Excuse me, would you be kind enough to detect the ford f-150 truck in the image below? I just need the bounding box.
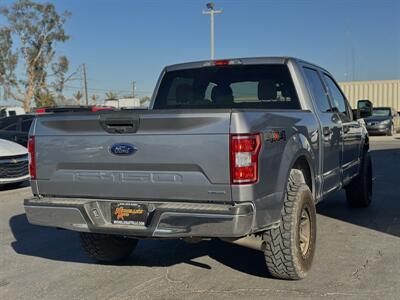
[24,57,372,280]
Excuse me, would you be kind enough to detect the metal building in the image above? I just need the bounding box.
[339,80,400,112]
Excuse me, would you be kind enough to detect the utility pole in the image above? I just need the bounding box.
[83,64,89,105]
[351,47,356,81]
[203,2,222,60]
[132,80,136,98]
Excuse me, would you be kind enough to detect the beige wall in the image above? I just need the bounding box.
[339,80,400,112]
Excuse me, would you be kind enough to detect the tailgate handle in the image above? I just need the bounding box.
[99,115,140,134]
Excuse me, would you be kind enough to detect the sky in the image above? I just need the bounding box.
[1,0,400,101]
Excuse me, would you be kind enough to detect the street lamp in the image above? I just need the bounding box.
[203,2,222,60]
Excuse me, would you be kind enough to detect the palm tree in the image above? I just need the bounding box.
[73,90,83,105]
[105,91,118,100]
[91,94,99,105]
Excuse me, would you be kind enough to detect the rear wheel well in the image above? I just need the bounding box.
[292,156,313,196]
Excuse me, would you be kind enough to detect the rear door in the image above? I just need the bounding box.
[303,67,342,195]
[322,73,362,184]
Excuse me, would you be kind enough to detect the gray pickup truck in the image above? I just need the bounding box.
[25,57,373,280]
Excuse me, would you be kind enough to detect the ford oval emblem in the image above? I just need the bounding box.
[110,143,137,156]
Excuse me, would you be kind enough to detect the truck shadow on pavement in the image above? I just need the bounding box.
[8,147,400,277]
[9,213,271,277]
[318,147,400,238]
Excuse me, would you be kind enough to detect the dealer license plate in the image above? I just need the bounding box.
[111,203,148,226]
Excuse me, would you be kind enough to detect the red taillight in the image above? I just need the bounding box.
[35,108,46,114]
[215,59,230,66]
[230,133,261,184]
[203,59,242,67]
[28,136,36,179]
[91,106,114,112]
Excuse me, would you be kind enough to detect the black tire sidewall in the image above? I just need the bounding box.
[293,187,317,275]
[80,233,138,262]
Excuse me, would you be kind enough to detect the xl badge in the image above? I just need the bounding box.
[110,143,137,156]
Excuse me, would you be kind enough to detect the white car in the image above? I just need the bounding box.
[0,139,29,185]
[0,106,25,118]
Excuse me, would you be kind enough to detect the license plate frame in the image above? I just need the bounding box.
[111,202,148,226]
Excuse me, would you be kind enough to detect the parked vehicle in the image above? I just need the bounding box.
[364,107,400,136]
[0,114,35,147]
[24,57,372,280]
[35,106,115,114]
[0,106,25,118]
[0,139,29,186]
[0,107,116,147]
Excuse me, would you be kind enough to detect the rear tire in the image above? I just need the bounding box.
[345,151,373,208]
[80,233,138,262]
[263,169,317,280]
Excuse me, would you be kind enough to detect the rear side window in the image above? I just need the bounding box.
[154,64,300,109]
[303,68,331,113]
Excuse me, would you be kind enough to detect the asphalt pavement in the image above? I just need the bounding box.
[0,135,399,300]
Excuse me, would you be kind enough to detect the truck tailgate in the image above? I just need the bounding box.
[33,110,232,203]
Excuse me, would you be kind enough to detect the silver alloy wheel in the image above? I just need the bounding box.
[299,208,311,256]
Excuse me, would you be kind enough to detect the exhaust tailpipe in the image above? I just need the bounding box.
[221,236,266,252]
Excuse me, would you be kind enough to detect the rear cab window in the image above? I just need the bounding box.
[153,64,300,109]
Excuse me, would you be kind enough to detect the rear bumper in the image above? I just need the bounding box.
[24,197,255,238]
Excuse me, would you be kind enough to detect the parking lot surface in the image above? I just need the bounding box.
[0,135,399,300]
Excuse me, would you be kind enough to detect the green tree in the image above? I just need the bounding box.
[105,91,118,100]
[73,90,83,105]
[34,90,55,108]
[0,0,70,111]
[140,96,151,106]
[91,94,99,105]
[51,55,69,104]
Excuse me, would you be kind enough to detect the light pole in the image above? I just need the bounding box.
[203,2,222,60]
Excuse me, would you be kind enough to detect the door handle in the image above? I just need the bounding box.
[99,112,140,134]
[323,126,332,136]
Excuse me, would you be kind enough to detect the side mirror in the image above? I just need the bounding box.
[356,99,373,119]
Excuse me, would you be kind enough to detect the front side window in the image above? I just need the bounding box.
[323,74,348,115]
[303,68,331,113]
[153,64,300,109]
